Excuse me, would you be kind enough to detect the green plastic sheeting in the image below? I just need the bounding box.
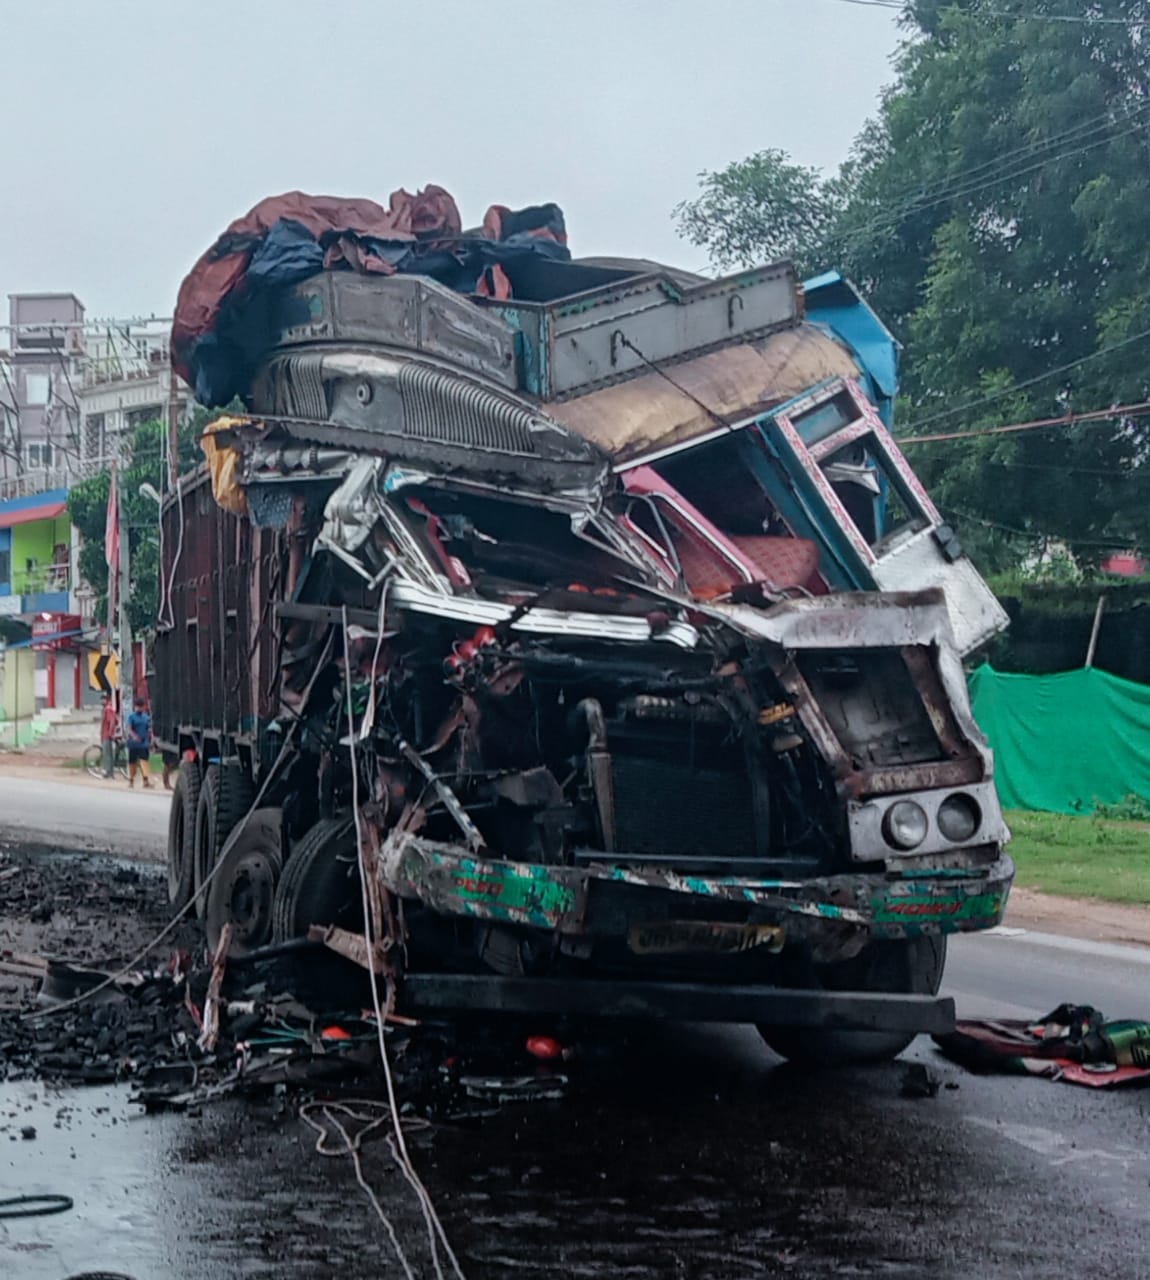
[968,664,1150,814]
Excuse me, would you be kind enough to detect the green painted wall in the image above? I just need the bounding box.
[0,648,34,722]
[11,515,69,594]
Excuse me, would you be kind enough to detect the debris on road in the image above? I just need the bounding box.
[935,1003,1150,1087]
[900,1062,941,1099]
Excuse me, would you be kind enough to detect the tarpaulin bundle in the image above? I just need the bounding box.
[171,187,569,407]
[967,663,1150,813]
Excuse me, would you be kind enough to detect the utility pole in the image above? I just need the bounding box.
[167,376,181,489]
[119,518,133,716]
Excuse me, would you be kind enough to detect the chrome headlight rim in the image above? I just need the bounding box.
[883,799,929,851]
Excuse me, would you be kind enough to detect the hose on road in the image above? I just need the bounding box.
[0,1193,73,1218]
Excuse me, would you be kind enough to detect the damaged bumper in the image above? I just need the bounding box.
[382,831,1014,945]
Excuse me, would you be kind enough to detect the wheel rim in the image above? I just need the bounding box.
[207,848,280,953]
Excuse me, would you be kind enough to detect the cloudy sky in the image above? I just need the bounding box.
[1,0,901,321]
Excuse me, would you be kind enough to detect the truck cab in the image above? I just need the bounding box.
[156,251,1012,1065]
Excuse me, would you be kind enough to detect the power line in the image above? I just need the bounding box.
[899,330,1150,434]
[901,399,1150,443]
[828,110,1150,254]
[878,101,1150,210]
[827,0,1150,25]
[981,459,1150,477]
[946,507,1141,548]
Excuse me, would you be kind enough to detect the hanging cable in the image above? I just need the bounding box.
[341,606,466,1280]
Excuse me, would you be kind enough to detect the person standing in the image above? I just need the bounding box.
[126,697,154,789]
[99,694,119,779]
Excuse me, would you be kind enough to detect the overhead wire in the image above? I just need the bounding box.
[825,109,1150,254]
[898,331,1150,434]
[944,506,1141,547]
[900,397,1150,443]
[834,99,1150,220]
[825,0,1150,23]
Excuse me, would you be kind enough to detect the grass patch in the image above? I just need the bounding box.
[1006,809,1150,905]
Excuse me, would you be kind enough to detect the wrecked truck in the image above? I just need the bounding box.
[154,213,1012,1065]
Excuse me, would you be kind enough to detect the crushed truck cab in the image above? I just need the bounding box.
[156,223,1011,1064]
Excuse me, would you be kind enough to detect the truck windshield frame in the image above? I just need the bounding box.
[771,378,942,566]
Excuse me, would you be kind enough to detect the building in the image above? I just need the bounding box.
[0,485,86,720]
[0,294,190,717]
[78,318,188,472]
[0,293,86,495]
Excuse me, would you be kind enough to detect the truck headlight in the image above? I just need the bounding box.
[938,793,981,843]
[883,800,928,850]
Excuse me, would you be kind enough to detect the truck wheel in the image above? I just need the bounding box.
[205,808,283,955]
[758,935,947,1068]
[167,760,201,912]
[193,762,254,920]
[272,817,361,942]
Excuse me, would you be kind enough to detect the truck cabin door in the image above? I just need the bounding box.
[754,378,1008,655]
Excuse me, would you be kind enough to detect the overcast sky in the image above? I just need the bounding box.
[1,0,901,321]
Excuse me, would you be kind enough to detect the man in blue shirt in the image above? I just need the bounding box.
[126,697,153,790]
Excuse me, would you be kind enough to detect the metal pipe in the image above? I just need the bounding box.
[574,698,615,852]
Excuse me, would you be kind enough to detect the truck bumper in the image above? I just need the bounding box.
[381,831,1014,944]
[400,974,956,1033]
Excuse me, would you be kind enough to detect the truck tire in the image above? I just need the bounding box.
[193,762,254,920]
[167,760,201,912]
[205,808,284,955]
[757,935,947,1068]
[272,817,361,942]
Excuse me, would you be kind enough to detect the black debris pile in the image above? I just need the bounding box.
[0,844,195,973]
[0,969,200,1085]
[0,847,574,1114]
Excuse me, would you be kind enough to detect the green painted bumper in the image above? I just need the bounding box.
[384,835,1014,941]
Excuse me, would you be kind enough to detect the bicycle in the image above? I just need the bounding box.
[82,737,129,780]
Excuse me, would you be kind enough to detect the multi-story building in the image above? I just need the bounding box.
[0,294,190,718]
[78,318,188,473]
[0,293,85,495]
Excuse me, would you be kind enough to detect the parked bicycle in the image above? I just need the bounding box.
[82,737,129,780]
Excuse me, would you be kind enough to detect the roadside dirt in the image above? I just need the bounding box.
[1005,885,1150,950]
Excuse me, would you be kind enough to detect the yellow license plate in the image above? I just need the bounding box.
[628,920,785,957]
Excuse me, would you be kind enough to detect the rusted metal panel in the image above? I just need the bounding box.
[154,467,287,752]
[545,324,858,465]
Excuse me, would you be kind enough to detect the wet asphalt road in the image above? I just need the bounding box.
[2,782,1150,1279]
[0,773,168,861]
[4,931,1149,1279]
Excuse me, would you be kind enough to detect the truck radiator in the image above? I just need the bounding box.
[608,755,758,868]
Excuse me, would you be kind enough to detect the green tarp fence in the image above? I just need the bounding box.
[968,664,1150,814]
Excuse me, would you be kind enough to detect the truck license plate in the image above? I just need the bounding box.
[628,921,785,956]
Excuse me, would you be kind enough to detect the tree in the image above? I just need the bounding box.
[673,149,845,276]
[68,407,208,634]
[673,0,1150,567]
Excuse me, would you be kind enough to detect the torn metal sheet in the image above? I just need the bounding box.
[386,580,700,647]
